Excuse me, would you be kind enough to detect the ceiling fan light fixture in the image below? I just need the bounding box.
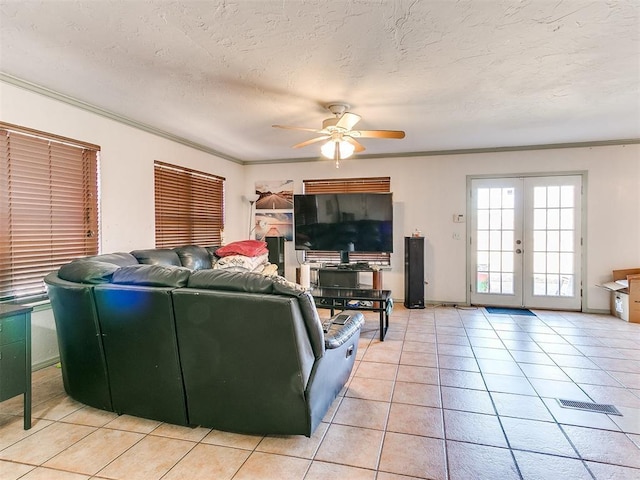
[273,102,404,168]
[320,139,355,160]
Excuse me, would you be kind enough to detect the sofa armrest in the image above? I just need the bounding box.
[323,312,364,349]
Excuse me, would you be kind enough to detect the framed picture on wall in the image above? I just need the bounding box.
[255,180,294,210]
[254,212,293,241]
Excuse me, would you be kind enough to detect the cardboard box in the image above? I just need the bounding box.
[600,268,640,323]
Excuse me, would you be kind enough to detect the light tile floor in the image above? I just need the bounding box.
[1,306,639,479]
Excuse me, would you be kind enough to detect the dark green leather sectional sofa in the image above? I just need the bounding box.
[44,245,363,437]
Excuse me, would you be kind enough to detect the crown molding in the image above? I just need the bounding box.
[3,73,638,167]
[249,138,640,165]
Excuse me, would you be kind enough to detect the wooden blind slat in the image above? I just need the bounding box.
[154,161,225,248]
[302,177,391,265]
[0,127,99,301]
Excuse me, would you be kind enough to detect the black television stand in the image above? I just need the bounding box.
[315,264,383,290]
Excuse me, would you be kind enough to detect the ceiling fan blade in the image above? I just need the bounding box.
[336,112,361,130]
[292,135,330,149]
[272,124,321,133]
[353,129,406,139]
[344,136,366,152]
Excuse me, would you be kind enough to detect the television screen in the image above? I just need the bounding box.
[294,193,393,253]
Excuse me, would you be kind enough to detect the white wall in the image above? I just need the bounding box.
[30,307,58,369]
[1,82,246,366]
[245,144,640,311]
[2,81,640,367]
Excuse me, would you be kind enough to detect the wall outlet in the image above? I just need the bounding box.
[453,232,461,240]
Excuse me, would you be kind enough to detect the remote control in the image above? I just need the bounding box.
[333,314,350,325]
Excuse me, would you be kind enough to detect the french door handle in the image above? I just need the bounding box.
[516,249,522,254]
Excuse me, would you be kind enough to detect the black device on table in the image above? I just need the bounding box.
[336,262,370,270]
[322,313,352,332]
[333,313,351,325]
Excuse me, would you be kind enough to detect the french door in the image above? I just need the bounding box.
[469,175,583,310]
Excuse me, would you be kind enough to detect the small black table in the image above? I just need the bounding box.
[0,303,32,429]
[311,287,392,341]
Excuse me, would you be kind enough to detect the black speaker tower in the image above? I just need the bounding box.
[404,236,425,309]
[265,236,285,276]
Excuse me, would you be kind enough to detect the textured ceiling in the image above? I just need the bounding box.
[1,0,639,163]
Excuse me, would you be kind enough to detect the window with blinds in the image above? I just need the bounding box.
[0,123,99,302]
[302,177,392,265]
[154,161,225,248]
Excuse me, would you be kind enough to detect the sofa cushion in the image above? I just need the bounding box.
[111,264,191,287]
[83,252,139,266]
[131,249,182,266]
[188,269,275,293]
[188,270,325,358]
[173,246,213,270]
[58,260,120,284]
[215,240,268,258]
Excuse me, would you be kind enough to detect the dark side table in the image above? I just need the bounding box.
[311,287,392,341]
[0,303,32,429]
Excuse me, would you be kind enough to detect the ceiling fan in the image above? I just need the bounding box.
[272,103,405,167]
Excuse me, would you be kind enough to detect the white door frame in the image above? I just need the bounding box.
[466,171,588,311]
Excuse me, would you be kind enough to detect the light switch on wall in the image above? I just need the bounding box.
[453,214,465,223]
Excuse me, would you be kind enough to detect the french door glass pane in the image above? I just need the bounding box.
[478,210,489,229]
[561,208,574,229]
[502,209,514,229]
[560,252,574,273]
[560,231,574,252]
[561,186,574,206]
[548,186,560,207]
[548,209,560,229]
[477,272,489,292]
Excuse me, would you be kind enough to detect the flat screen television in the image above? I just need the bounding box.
[294,192,393,254]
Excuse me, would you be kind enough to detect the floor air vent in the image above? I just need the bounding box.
[557,399,622,416]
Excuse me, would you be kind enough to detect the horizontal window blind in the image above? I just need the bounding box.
[154,161,225,248]
[303,177,391,265]
[303,177,391,194]
[0,124,99,301]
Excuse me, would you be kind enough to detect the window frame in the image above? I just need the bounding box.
[0,122,100,302]
[154,160,225,248]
